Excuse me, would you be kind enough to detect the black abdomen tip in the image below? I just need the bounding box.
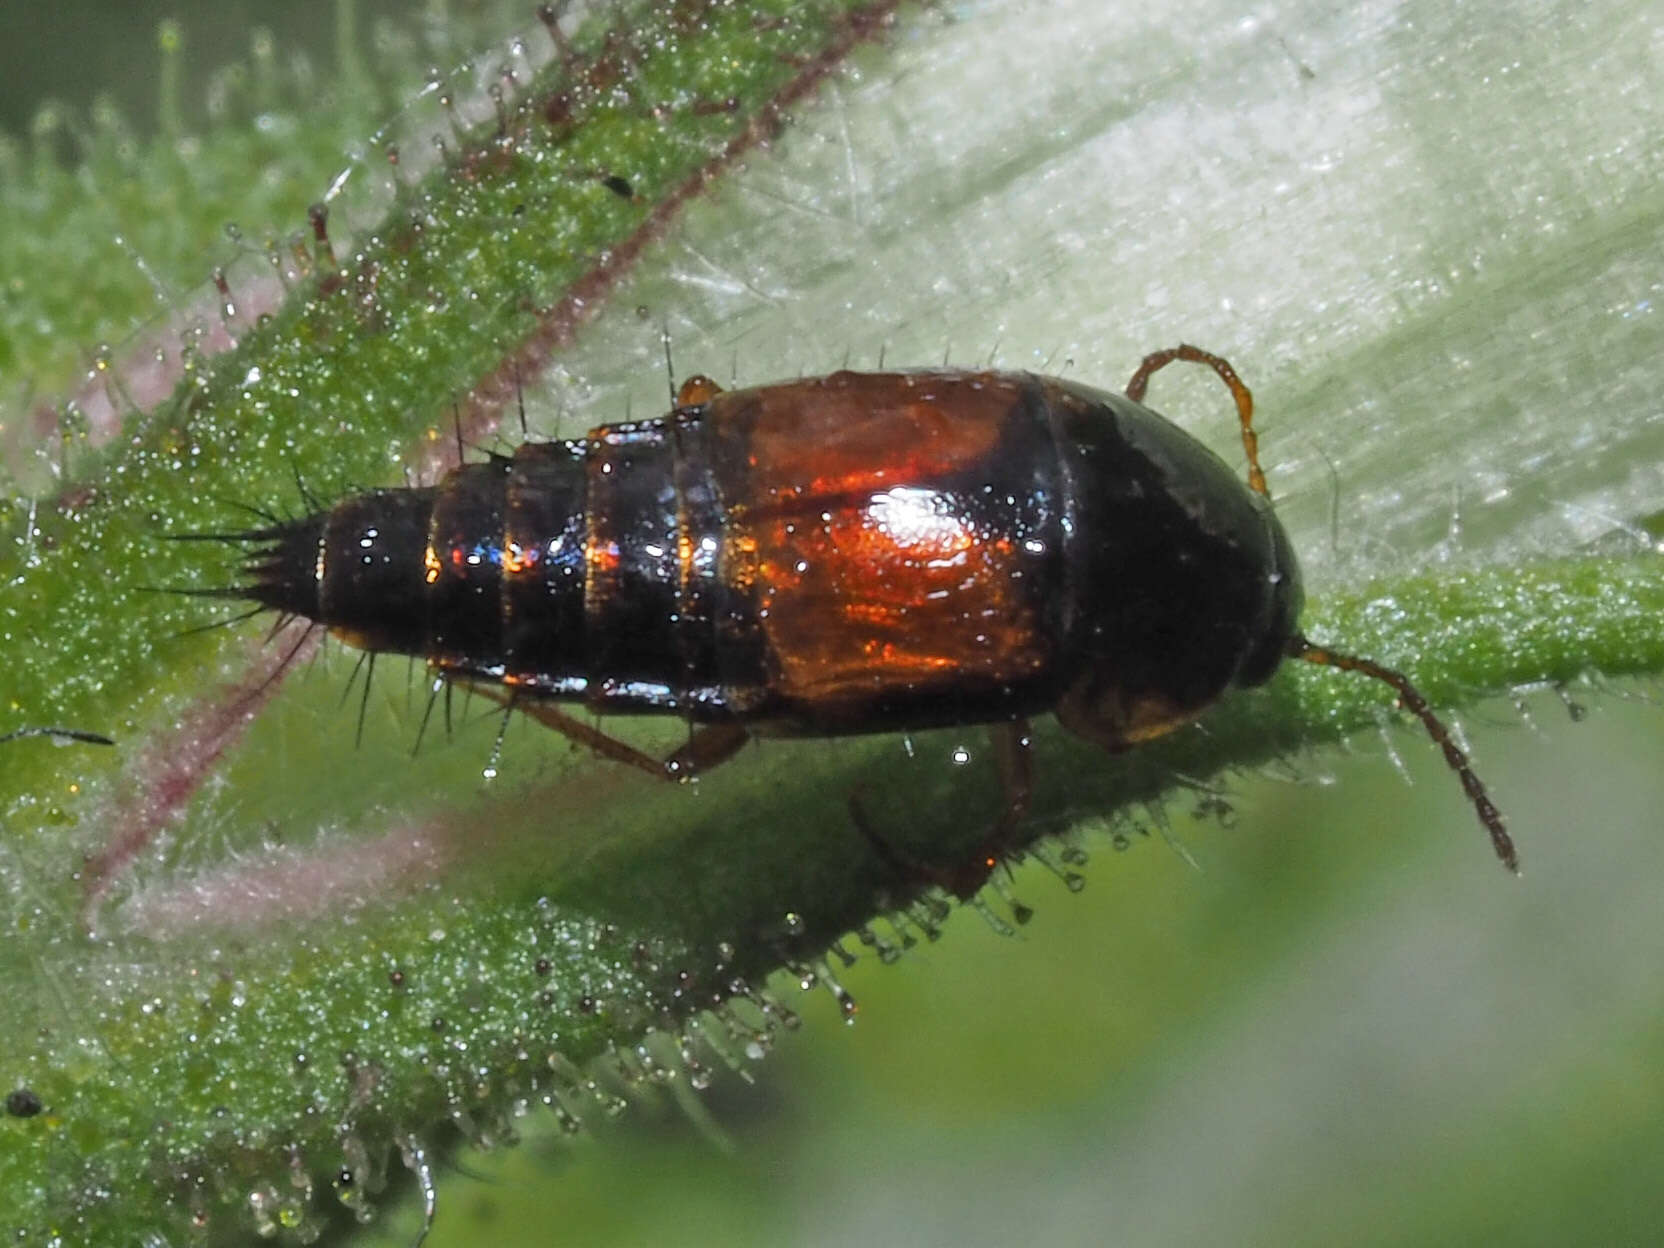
[241,512,327,619]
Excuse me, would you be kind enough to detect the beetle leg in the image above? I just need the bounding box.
[989,718,1035,848]
[1125,343,1269,497]
[674,373,723,407]
[1054,674,1191,751]
[848,789,999,904]
[490,691,669,780]
[849,719,1037,912]
[662,720,750,779]
[467,683,748,783]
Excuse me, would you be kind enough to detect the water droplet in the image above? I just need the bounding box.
[247,1184,280,1237]
[543,1093,582,1134]
[967,895,1016,937]
[681,1046,712,1089]
[212,267,237,323]
[881,915,917,953]
[917,894,952,930]
[764,991,801,1032]
[811,958,858,1023]
[856,923,901,964]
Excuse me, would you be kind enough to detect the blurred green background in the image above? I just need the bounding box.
[5,0,1662,1245]
[374,702,1664,1247]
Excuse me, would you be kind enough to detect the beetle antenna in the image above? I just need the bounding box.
[1286,633,1518,874]
[1125,344,1268,497]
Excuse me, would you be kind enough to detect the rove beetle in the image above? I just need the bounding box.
[199,345,1515,878]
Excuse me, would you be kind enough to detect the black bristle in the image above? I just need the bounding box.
[161,511,327,625]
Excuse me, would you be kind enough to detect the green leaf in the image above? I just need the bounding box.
[1,0,1661,1245]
